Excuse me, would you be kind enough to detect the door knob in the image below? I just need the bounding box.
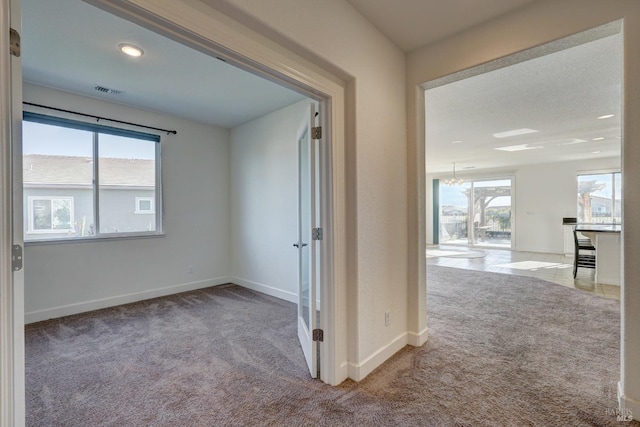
[293,243,308,248]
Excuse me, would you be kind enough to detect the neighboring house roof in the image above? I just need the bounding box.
[23,154,155,187]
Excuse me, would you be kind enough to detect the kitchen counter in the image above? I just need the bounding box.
[574,224,621,285]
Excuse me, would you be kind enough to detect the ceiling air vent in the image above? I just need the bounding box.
[94,85,125,96]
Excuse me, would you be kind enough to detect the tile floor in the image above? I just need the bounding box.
[427,245,620,300]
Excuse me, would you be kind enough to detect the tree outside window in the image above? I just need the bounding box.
[577,172,621,224]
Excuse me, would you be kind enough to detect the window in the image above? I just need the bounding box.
[135,197,155,214]
[577,172,621,224]
[27,197,74,234]
[437,178,513,249]
[23,112,162,242]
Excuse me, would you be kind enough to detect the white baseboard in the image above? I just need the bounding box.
[597,275,620,286]
[408,327,429,347]
[348,331,409,381]
[618,382,640,421]
[231,277,297,303]
[25,276,233,324]
[336,361,349,385]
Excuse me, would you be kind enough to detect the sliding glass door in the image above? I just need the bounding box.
[439,182,472,245]
[439,178,513,248]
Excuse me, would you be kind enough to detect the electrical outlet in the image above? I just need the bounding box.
[385,311,390,326]
[188,265,194,274]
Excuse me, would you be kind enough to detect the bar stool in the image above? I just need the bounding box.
[573,228,595,278]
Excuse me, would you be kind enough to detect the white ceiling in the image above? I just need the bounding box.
[21,0,622,172]
[21,0,306,129]
[346,0,537,52]
[425,32,622,174]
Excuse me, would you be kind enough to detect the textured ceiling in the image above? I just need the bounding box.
[346,0,536,51]
[21,0,622,172]
[425,32,622,174]
[21,0,306,129]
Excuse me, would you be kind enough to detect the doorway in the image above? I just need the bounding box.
[425,25,622,258]
[19,0,329,376]
[1,0,348,421]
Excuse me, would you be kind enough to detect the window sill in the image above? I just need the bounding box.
[24,232,166,246]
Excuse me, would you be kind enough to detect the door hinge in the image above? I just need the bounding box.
[312,227,323,241]
[12,245,23,272]
[10,28,21,57]
[311,126,322,140]
[312,328,324,342]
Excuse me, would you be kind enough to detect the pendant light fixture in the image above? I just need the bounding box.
[443,162,464,186]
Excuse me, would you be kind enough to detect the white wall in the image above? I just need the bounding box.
[23,83,232,322]
[229,100,310,302]
[407,0,640,417]
[426,157,620,253]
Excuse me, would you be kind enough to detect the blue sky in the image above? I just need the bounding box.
[579,173,621,201]
[23,121,155,159]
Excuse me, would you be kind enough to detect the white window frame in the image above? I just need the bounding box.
[27,196,75,234]
[134,197,155,214]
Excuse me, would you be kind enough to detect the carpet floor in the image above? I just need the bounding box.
[26,267,635,426]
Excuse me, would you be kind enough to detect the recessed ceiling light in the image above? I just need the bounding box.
[493,128,539,138]
[451,140,463,144]
[561,138,587,145]
[494,144,542,152]
[592,151,601,154]
[118,43,144,57]
[592,137,605,141]
[598,114,615,119]
[463,166,475,169]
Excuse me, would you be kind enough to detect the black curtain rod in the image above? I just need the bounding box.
[23,102,178,135]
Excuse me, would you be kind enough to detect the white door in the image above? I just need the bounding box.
[1,0,25,423]
[295,103,319,377]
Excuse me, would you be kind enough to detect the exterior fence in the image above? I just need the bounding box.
[440,214,512,241]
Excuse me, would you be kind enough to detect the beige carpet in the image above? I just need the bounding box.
[26,268,635,426]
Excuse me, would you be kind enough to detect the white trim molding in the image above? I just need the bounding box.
[348,332,410,382]
[231,277,297,304]
[24,276,232,324]
[619,382,640,422]
[407,327,429,347]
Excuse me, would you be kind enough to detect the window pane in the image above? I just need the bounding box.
[52,199,72,229]
[471,179,512,248]
[439,182,472,244]
[578,173,618,224]
[614,172,622,223]
[33,199,52,230]
[98,134,157,233]
[23,121,94,240]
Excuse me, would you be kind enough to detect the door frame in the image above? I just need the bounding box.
[2,0,349,422]
[414,19,636,417]
[81,0,347,385]
[1,0,24,423]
